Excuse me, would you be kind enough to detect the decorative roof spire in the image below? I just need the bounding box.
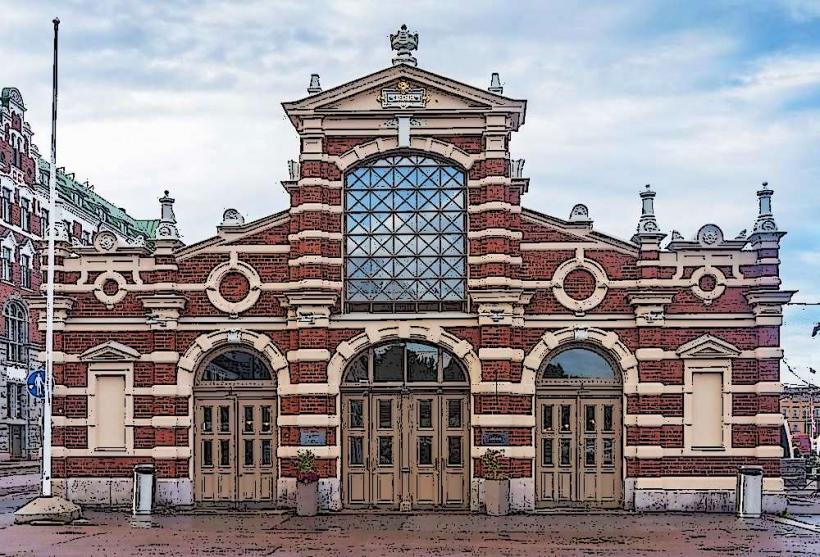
[488,72,503,94]
[390,24,418,67]
[155,190,180,242]
[631,184,666,244]
[307,74,322,94]
[752,181,778,233]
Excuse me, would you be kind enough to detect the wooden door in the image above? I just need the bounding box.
[370,394,400,507]
[408,394,440,507]
[439,394,469,508]
[342,394,370,507]
[578,396,621,507]
[236,397,277,505]
[536,398,577,505]
[195,395,277,506]
[195,398,236,503]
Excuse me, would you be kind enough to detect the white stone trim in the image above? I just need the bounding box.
[468,202,521,214]
[478,347,524,362]
[472,414,535,427]
[287,256,343,267]
[470,446,534,459]
[551,257,609,313]
[277,414,340,427]
[92,271,129,308]
[288,230,343,242]
[286,349,331,363]
[625,446,782,458]
[52,447,191,458]
[635,477,783,491]
[467,254,522,265]
[289,203,342,214]
[277,446,338,459]
[467,229,523,240]
[204,257,262,315]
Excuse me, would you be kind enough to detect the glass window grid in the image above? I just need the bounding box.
[4,301,27,364]
[344,154,467,313]
[341,341,468,386]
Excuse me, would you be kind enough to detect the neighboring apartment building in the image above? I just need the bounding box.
[37,27,794,514]
[0,86,157,461]
[781,385,820,442]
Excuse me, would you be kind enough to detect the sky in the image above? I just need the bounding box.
[4,0,819,383]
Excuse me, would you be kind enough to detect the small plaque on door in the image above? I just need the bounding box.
[481,431,509,446]
[300,430,327,446]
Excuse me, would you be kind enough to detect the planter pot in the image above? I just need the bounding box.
[296,480,318,516]
[484,478,510,516]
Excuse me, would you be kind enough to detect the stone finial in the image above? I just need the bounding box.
[155,190,180,241]
[221,208,245,227]
[390,24,419,67]
[631,184,665,244]
[489,72,503,94]
[671,230,684,241]
[568,204,591,223]
[307,74,322,94]
[735,229,747,240]
[752,181,778,233]
[288,160,300,181]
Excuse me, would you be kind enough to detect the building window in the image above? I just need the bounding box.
[344,154,467,313]
[1,189,11,222]
[82,231,91,245]
[4,300,28,364]
[1,247,11,281]
[691,371,724,450]
[19,198,30,232]
[19,254,31,289]
[6,383,25,419]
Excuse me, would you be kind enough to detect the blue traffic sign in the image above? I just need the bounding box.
[27,369,46,399]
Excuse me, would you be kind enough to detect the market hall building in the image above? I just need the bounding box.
[40,27,794,513]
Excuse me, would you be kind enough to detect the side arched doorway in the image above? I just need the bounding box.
[193,348,277,507]
[535,346,623,508]
[340,341,470,510]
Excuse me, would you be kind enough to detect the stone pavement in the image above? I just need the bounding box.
[1,505,820,556]
[0,462,39,497]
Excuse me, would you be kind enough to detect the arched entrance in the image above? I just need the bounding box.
[340,340,470,510]
[535,345,623,508]
[193,348,277,507]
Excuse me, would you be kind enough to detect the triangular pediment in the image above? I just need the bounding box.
[283,64,526,129]
[521,208,639,257]
[675,334,741,359]
[80,340,141,362]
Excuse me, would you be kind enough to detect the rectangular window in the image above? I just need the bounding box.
[418,436,433,465]
[20,254,30,289]
[585,406,596,432]
[559,438,571,466]
[219,439,230,466]
[202,440,213,467]
[348,436,363,465]
[202,407,212,432]
[542,405,553,432]
[378,399,392,429]
[447,399,462,428]
[40,208,49,230]
[1,189,11,222]
[6,384,14,418]
[542,438,553,466]
[261,406,272,432]
[82,231,91,245]
[602,438,614,466]
[1,247,11,280]
[447,436,462,466]
[19,198,30,232]
[219,406,230,433]
[603,406,613,432]
[378,436,393,465]
[243,439,253,466]
[560,405,571,432]
[261,439,272,466]
[349,399,364,429]
[95,375,126,449]
[243,406,254,433]
[418,399,432,429]
[692,371,724,449]
[585,438,596,466]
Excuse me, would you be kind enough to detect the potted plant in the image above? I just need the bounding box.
[295,449,319,516]
[482,448,510,516]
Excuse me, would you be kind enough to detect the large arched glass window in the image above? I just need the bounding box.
[345,154,467,313]
[539,347,619,384]
[4,300,27,364]
[343,341,468,385]
[200,350,272,382]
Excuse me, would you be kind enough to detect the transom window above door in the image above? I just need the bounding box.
[200,350,273,383]
[343,341,468,385]
[344,154,467,313]
[539,347,619,385]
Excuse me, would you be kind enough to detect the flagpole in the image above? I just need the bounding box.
[42,16,60,498]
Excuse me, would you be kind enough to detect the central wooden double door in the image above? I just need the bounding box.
[341,391,470,510]
[535,390,622,508]
[194,393,277,507]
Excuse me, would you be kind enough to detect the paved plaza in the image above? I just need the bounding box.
[1,494,820,556]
